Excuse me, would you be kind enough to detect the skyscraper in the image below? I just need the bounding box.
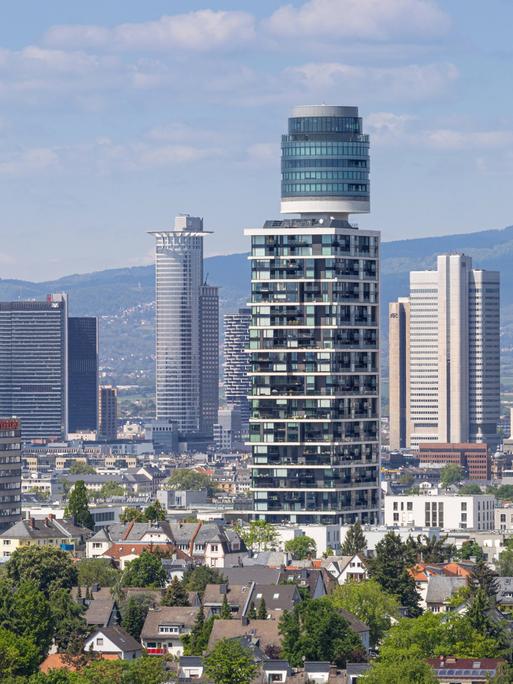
[224,308,251,431]
[246,105,380,525]
[0,418,21,532]
[388,298,410,450]
[68,317,98,433]
[0,295,68,441]
[98,385,118,441]
[150,214,219,444]
[390,254,500,448]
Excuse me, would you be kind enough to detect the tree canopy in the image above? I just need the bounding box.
[64,480,95,530]
[204,638,258,684]
[6,545,77,596]
[121,550,167,588]
[166,468,214,493]
[162,576,190,607]
[284,535,317,560]
[183,565,225,596]
[236,520,278,552]
[341,520,367,555]
[77,558,120,588]
[440,464,464,488]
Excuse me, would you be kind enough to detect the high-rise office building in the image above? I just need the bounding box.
[0,295,68,441]
[0,418,21,532]
[199,284,219,438]
[246,105,380,524]
[390,254,500,448]
[68,317,98,433]
[98,385,118,441]
[150,215,219,443]
[224,308,251,431]
[388,298,410,450]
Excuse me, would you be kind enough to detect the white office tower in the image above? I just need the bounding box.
[246,105,380,524]
[392,254,500,448]
[150,215,218,444]
[224,308,251,433]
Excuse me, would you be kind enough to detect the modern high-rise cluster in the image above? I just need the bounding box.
[245,105,381,524]
[0,295,98,441]
[389,254,500,450]
[151,214,219,447]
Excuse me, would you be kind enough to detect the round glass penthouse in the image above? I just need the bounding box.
[281,105,369,216]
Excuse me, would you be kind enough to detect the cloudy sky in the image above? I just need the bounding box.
[1,0,513,279]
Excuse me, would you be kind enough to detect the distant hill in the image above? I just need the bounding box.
[1,224,512,388]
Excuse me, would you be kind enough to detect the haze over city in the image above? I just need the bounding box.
[1,0,513,279]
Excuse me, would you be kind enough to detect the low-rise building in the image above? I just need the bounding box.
[83,625,141,660]
[384,494,496,531]
[141,606,200,656]
[427,657,504,682]
[0,516,92,557]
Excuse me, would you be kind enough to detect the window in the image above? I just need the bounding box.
[407,502,413,511]
[96,638,103,646]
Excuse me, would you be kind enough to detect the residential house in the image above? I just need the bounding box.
[0,517,92,557]
[83,625,142,660]
[278,568,328,599]
[424,576,466,613]
[426,657,505,682]
[140,606,199,656]
[178,655,204,679]
[207,617,281,655]
[321,554,368,584]
[203,582,250,618]
[339,609,370,652]
[101,542,191,570]
[262,660,291,683]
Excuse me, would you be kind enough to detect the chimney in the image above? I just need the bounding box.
[28,517,35,529]
[48,513,56,520]
[241,616,249,626]
[44,517,51,527]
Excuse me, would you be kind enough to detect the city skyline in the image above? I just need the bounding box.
[1,1,513,280]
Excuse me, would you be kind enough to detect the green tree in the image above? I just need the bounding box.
[121,595,152,640]
[279,598,365,668]
[49,587,88,652]
[458,483,482,495]
[329,579,400,647]
[0,627,40,679]
[204,638,258,684]
[162,576,190,607]
[97,482,125,499]
[498,546,513,576]
[341,520,367,555]
[415,535,454,563]
[495,485,513,501]
[6,546,77,596]
[69,462,96,475]
[284,535,317,560]
[456,539,484,562]
[143,500,166,523]
[368,532,421,616]
[362,657,437,683]
[182,608,215,656]
[166,468,215,494]
[257,598,268,620]
[10,580,55,657]
[248,602,257,619]
[220,594,232,619]
[183,565,224,596]
[468,560,499,598]
[64,480,95,530]
[440,464,464,488]
[121,550,167,588]
[77,558,120,588]
[120,507,145,523]
[236,520,278,551]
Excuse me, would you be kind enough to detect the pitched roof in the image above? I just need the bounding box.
[249,584,301,612]
[89,625,141,652]
[141,606,200,640]
[222,566,281,586]
[338,608,369,634]
[208,618,281,651]
[0,518,91,540]
[84,598,117,626]
[425,576,466,604]
[101,542,191,562]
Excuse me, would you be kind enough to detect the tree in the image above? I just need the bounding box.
[10,580,55,657]
[6,546,77,596]
[362,657,437,683]
[77,558,120,588]
[329,579,400,647]
[121,595,152,640]
[248,602,257,619]
[468,560,499,598]
[284,536,317,560]
[368,532,421,616]
[121,550,167,588]
[220,594,232,619]
[236,520,278,552]
[183,607,215,656]
[456,539,484,562]
[144,500,166,523]
[49,587,88,652]
[415,535,455,563]
[120,507,145,523]
[183,565,224,596]
[498,546,513,576]
[279,598,365,668]
[162,576,190,607]
[166,468,215,494]
[458,483,482,495]
[69,462,96,475]
[204,638,258,684]
[97,482,125,499]
[64,480,94,530]
[341,520,367,555]
[494,485,513,501]
[257,598,268,620]
[0,627,40,679]
[440,464,464,488]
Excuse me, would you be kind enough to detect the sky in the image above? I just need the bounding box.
[1,0,513,280]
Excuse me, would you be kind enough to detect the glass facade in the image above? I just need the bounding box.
[68,317,98,432]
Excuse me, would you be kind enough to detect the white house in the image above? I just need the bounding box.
[178,656,204,679]
[322,554,368,584]
[384,493,496,531]
[83,626,142,660]
[141,606,199,656]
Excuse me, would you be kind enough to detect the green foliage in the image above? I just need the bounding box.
[9,580,54,658]
[143,500,166,522]
[204,638,258,684]
[368,532,421,616]
[248,602,257,619]
[458,483,482,495]
[257,598,267,620]
[220,595,232,619]
[468,560,499,598]
[121,550,167,588]
[68,462,96,475]
[498,545,513,576]
[494,485,513,501]
[77,558,120,588]
[121,595,152,640]
[182,608,214,656]
[119,507,145,523]
[6,545,77,596]
[97,482,125,499]
[162,576,190,607]
[183,565,224,596]
[64,480,95,530]
[0,627,40,679]
[166,469,215,493]
[362,657,437,683]
[284,535,317,560]
[456,539,484,562]
[279,598,365,668]
[341,520,367,555]
[33,655,169,683]
[236,520,278,551]
[413,535,455,563]
[329,579,400,647]
[440,463,464,488]
[49,587,88,652]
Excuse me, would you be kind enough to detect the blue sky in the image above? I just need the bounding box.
[1,0,513,279]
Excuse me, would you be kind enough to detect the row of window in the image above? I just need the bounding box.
[282,183,368,194]
[283,158,367,169]
[282,143,369,157]
[282,170,368,181]
[288,116,362,134]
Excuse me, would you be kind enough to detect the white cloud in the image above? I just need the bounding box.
[424,128,513,150]
[0,148,59,176]
[266,0,450,41]
[45,10,256,52]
